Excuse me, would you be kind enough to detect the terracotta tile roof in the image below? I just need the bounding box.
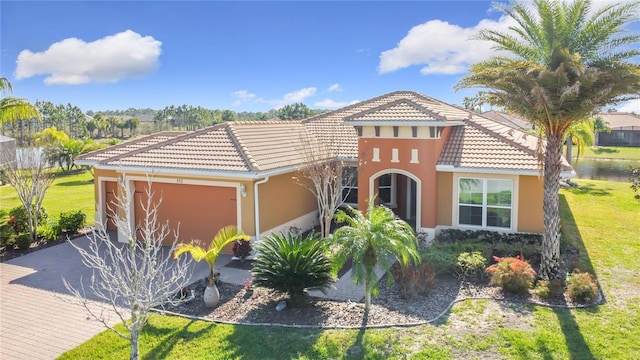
[438,115,573,172]
[480,111,534,131]
[79,91,572,175]
[76,132,186,163]
[99,126,251,172]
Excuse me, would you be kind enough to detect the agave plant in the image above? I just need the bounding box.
[174,225,249,287]
[251,232,334,305]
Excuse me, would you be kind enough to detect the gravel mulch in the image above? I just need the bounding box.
[159,271,599,329]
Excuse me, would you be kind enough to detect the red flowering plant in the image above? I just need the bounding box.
[485,255,536,294]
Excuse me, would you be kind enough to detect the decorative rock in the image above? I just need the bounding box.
[276,300,287,311]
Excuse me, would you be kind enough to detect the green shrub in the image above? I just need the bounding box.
[0,210,15,248]
[391,262,436,298]
[252,232,334,305]
[567,270,599,303]
[37,220,62,242]
[454,251,487,282]
[533,279,565,299]
[492,242,542,262]
[9,205,48,234]
[421,241,492,275]
[485,255,536,294]
[437,229,542,246]
[58,210,86,234]
[15,233,32,250]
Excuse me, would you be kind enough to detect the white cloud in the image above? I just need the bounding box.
[618,99,640,114]
[328,83,342,92]
[272,87,317,108]
[16,30,161,85]
[232,90,257,106]
[314,99,349,109]
[379,0,636,76]
[378,17,515,75]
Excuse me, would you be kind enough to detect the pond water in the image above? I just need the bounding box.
[572,159,640,182]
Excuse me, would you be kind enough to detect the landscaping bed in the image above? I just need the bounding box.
[159,248,599,329]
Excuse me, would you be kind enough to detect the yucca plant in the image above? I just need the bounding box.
[251,232,334,305]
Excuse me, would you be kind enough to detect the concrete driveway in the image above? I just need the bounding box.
[0,234,207,359]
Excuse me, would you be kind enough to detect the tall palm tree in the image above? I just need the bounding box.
[330,196,420,311]
[0,77,40,127]
[456,0,640,279]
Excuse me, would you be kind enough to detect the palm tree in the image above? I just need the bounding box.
[0,77,40,129]
[330,196,420,312]
[174,225,249,307]
[566,120,595,163]
[456,0,640,279]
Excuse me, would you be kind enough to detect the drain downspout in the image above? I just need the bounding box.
[253,176,270,243]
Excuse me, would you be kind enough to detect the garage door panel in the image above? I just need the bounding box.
[134,182,237,245]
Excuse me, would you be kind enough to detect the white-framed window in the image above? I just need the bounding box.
[341,166,358,204]
[458,178,513,229]
[378,173,396,207]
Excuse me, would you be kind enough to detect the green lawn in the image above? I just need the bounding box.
[0,170,95,224]
[59,179,640,359]
[574,146,640,160]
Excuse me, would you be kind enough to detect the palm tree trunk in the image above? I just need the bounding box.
[540,131,563,280]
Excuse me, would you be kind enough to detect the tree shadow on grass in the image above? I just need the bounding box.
[563,183,611,197]
[54,179,92,187]
[142,318,215,360]
[556,194,603,360]
[591,148,619,155]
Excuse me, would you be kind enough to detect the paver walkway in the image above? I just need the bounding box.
[0,235,208,360]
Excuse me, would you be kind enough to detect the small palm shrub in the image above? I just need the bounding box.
[485,255,536,294]
[252,232,334,305]
[391,263,436,298]
[454,251,487,282]
[567,270,599,303]
[59,210,86,234]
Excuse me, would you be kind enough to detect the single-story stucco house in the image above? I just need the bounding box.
[76,91,574,246]
[595,112,640,147]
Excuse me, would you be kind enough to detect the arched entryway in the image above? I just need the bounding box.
[368,169,421,229]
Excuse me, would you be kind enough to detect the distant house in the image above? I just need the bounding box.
[0,135,16,167]
[77,91,574,247]
[595,112,640,147]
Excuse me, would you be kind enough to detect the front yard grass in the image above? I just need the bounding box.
[58,179,639,359]
[0,169,95,224]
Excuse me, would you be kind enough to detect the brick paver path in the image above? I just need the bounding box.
[0,240,121,360]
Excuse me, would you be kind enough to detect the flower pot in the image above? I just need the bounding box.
[203,284,220,308]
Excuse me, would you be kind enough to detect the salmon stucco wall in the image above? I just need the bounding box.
[357,128,450,229]
[258,172,317,233]
[436,171,453,226]
[517,175,544,233]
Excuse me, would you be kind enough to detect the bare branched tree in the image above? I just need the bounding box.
[63,175,194,360]
[293,128,355,238]
[2,147,54,242]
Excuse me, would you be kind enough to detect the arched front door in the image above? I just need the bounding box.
[369,169,420,229]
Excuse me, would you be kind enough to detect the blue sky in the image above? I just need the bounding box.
[2,1,639,113]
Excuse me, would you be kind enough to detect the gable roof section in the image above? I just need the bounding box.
[438,115,573,174]
[303,91,471,159]
[343,98,469,126]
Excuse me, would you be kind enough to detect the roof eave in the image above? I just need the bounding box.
[343,120,465,127]
[436,164,576,178]
[93,163,305,180]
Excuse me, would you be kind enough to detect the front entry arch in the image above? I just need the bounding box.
[368,169,421,229]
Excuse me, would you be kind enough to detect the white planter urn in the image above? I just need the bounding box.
[203,284,220,308]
